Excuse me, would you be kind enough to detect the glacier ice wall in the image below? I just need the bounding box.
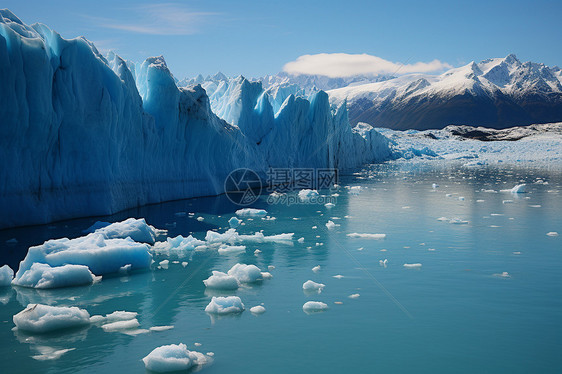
[0,9,393,229]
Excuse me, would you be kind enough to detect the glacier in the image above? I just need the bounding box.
[0,9,394,229]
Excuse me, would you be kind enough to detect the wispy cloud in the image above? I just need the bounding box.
[88,3,217,35]
[283,53,452,77]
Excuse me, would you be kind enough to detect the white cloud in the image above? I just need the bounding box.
[90,3,217,35]
[283,53,452,77]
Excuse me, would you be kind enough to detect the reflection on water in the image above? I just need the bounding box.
[0,162,561,374]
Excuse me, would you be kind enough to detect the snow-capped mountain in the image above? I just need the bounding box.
[0,9,394,229]
[328,54,562,130]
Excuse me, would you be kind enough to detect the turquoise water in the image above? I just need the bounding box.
[1,163,561,373]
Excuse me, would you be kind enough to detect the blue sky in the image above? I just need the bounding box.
[4,0,562,79]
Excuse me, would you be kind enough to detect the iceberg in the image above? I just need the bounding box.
[250,305,266,314]
[13,304,90,333]
[12,263,95,289]
[302,301,329,313]
[302,280,326,294]
[203,271,239,290]
[142,343,210,373]
[227,263,264,283]
[0,10,395,229]
[13,222,154,285]
[205,296,245,315]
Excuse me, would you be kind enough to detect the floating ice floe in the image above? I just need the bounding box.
[90,311,138,324]
[379,259,388,267]
[235,208,267,217]
[13,229,153,285]
[347,233,386,239]
[325,203,335,208]
[12,263,96,289]
[325,220,339,230]
[205,296,245,315]
[448,218,469,224]
[149,326,174,332]
[312,265,321,273]
[228,217,242,228]
[403,263,422,269]
[227,263,266,283]
[303,280,325,294]
[13,304,90,333]
[546,232,559,237]
[332,275,344,279]
[493,271,510,278]
[303,301,328,313]
[298,237,305,243]
[250,305,266,314]
[0,265,14,286]
[159,260,169,269]
[203,271,239,290]
[298,189,320,202]
[101,319,140,332]
[348,294,360,299]
[142,343,210,373]
[218,245,247,255]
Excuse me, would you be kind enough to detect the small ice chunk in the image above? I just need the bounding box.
[235,208,267,217]
[348,293,360,299]
[205,296,245,315]
[303,280,325,293]
[347,233,386,239]
[303,301,328,313]
[298,189,319,202]
[13,304,90,333]
[502,200,513,204]
[510,184,527,194]
[254,249,262,255]
[203,271,239,290]
[347,186,362,195]
[181,262,188,267]
[312,265,321,273]
[403,263,422,269]
[227,263,263,283]
[261,272,273,279]
[379,259,388,267]
[268,265,275,270]
[196,217,205,222]
[325,220,339,230]
[546,232,559,237]
[250,305,266,314]
[218,245,246,255]
[101,319,140,331]
[159,260,169,269]
[458,196,465,201]
[297,237,305,243]
[325,203,335,208]
[449,218,469,224]
[228,217,242,228]
[493,271,511,278]
[142,343,209,372]
[149,325,174,332]
[332,274,344,279]
[432,183,439,189]
[0,265,14,286]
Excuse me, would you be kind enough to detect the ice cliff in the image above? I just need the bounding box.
[0,9,394,229]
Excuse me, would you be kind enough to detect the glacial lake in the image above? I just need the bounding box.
[1,162,561,374]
